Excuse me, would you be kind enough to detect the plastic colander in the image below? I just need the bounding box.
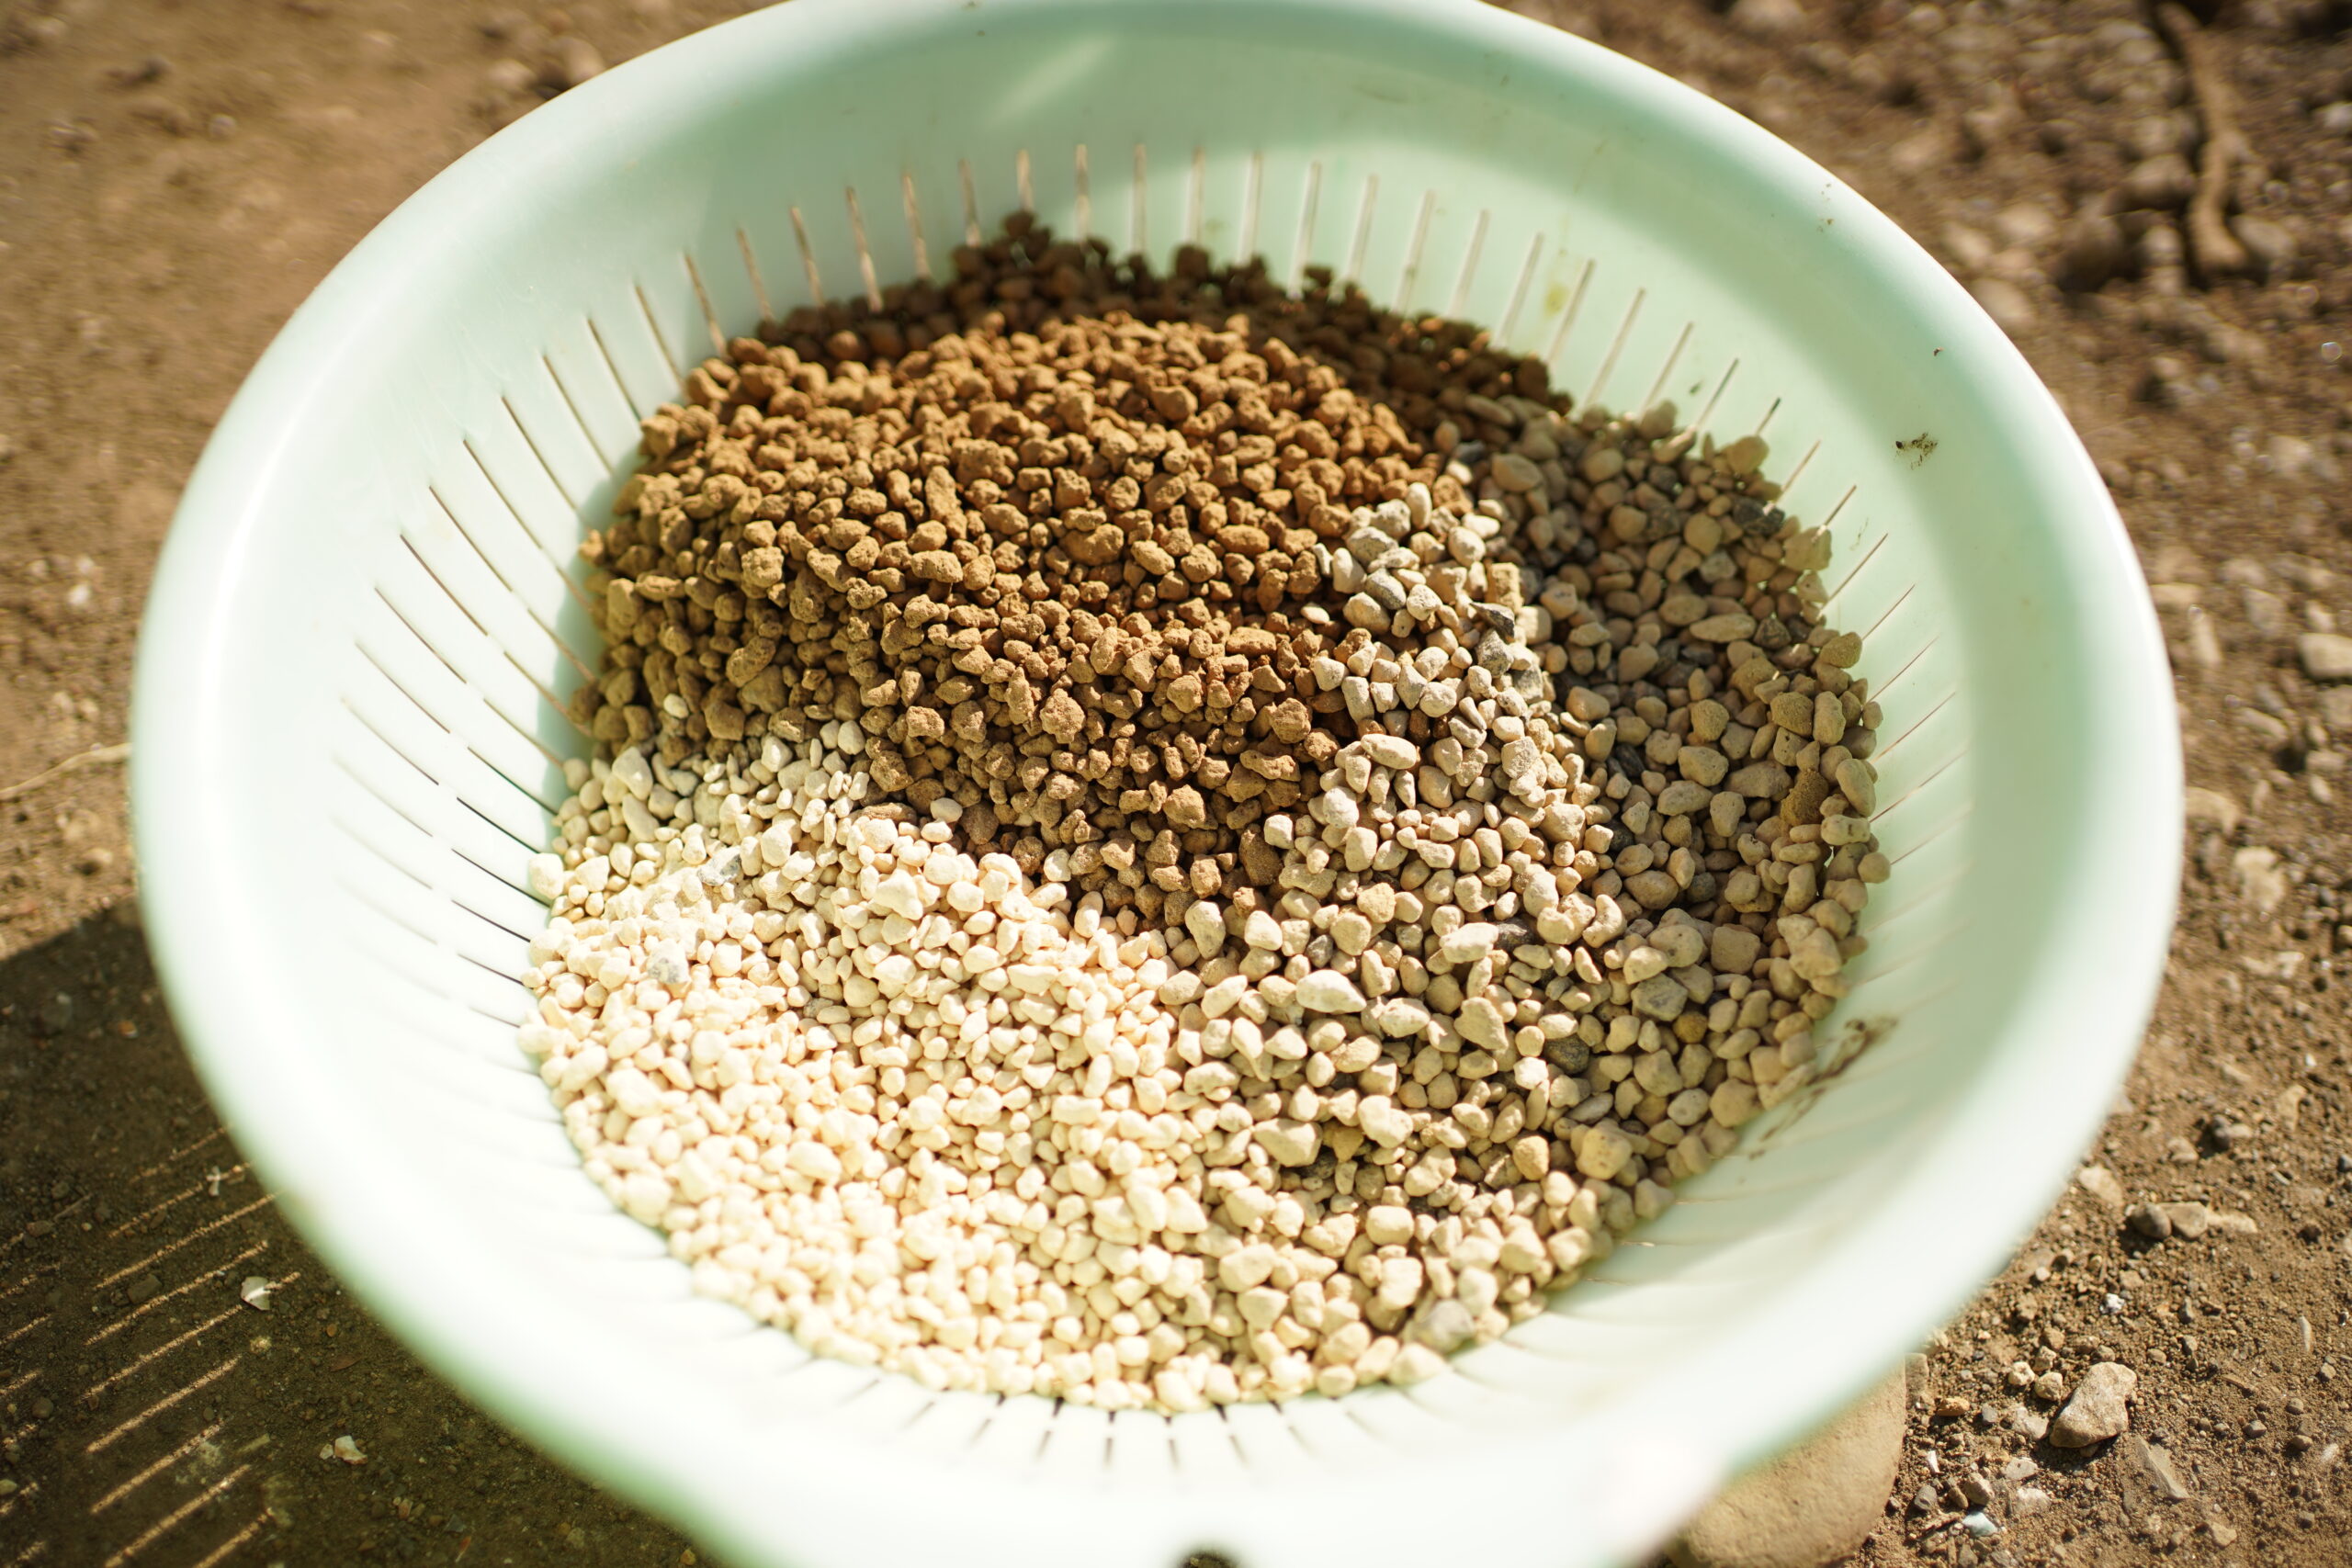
[130,0,2180,1562]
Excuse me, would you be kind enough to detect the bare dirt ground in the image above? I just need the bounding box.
[0,1,2346,1565]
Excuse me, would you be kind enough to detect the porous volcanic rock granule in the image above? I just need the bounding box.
[521,217,1885,1409]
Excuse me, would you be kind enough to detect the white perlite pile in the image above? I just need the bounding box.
[525,734,1465,1406]
[522,468,1887,1411]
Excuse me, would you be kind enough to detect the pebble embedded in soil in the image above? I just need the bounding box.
[2120,1431,2192,1502]
[2180,786,2241,835]
[2154,1199,2211,1238]
[2298,631,2352,682]
[2050,1360,2137,1447]
[2076,1164,2126,1210]
[1968,276,2038,337]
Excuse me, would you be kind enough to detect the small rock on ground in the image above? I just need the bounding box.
[2119,1432,2193,1502]
[2076,1165,2126,1210]
[1970,276,2038,336]
[2232,846,2290,914]
[2050,1360,2137,1448]
[2155,1200,2211,1239]
[2182,787,2242,835]
[1669,1371,1906,1568]
[1726,0,1808,35]
[2300,632,2352,682]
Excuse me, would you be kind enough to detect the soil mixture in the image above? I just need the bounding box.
[0,1,2346,1564]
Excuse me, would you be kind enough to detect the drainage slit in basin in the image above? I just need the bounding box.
[580,312,646,423]
[788,205,823,308]
[1861,579,1917,644]
[1583,285,1644,409]
[536,352,617,474]
[629,280,681,383]
[1817,529,1886,612]
[842,184,882,310]
[899,170,933,284]
[352,638,562,839]
[735,224,775,321]
[1496,229,1542,348]
[1392,186,1433,312]
[1838,921,1969,992]
[453,440,585,596]
[680,249,725,355]
[1777,436,1823,499]
[1343,170,1377,287]
[1869,682,1952,765]
[1444,207,1489,320]
[1637,319,1692,418]
[1687,355,1738,439]
[498,394,580,513]
[1130,141,1148,255]
[456,945,532,998]
[1238,149,1263,265]
[1288,158,1321,291]
[1033,1398,1060,1464]
[449,842,538,909]
[328,809,434,894]
[1541,255,1594,368]
[1185,144,1206,247]
[336,708,442,811]
[424,486,596,673]
[1870,630,1939,700]
[1860,860,1972,932]
[1820,482,1858,529]
[962,1393,1004,1451]
[1872,744,1966,825]
[374,572,575,773]
[1216,1402,1245,1467]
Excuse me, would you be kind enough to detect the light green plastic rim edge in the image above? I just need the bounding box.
[130,0,2180,1562]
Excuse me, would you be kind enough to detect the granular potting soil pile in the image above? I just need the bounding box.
[517,214,1885,1411]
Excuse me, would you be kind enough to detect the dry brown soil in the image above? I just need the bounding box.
[1,1,2347,1565]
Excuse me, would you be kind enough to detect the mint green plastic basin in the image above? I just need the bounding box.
[132,2,2178,1563]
